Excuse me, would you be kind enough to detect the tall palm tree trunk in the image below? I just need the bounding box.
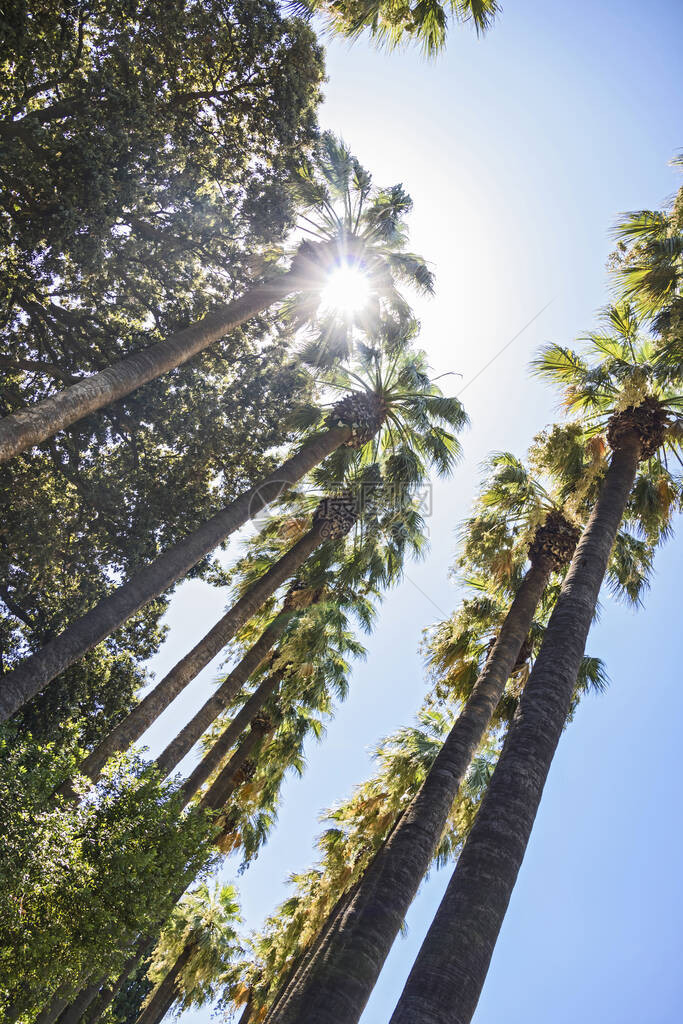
[264,813,410,1024]
[0,431,350,724]
[153,636,287,781]
[263,882,363,1024]
[268,555,554,1024]
[0,271,306,464]
[388,437,642,1024]
[196,722,269,813]
[134,942,196,1024]
[57,979,102,1024]
[176,669,284,806]
[71,603,292,790]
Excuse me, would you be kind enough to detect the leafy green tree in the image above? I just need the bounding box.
[1,334,313,740]
[0,733,214,1021]
[0,0,324,459]
[293,0,500,54]
[1,0,328,746]
[386,306,683,1024]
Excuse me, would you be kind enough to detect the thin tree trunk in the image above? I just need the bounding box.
[269,557,552,1024]
[57,980,102,1024]
[150,626,288,780]
[388,438,641,1024]
[176,668,284,806]
[0,272,302,463]
[237,998,253,1024]
[81,940,154,1024]
[196,723,268,813]
[135,942,195,1024]
[34,993,71,1024]
[69,542,315,790]
[0,429,348,724]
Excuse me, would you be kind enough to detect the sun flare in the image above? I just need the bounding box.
[320,264,371,316]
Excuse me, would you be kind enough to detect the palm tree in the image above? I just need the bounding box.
[264,403,668,1024]
[169,471,428,812]
[234,707,497,1022]
[264,456,583,1024]
[293,1,500,55]
[386,307,683,1024]
[1,345,465,725]
[613,163,682,326]
[0,134,433,463]
[135,884,243,1024]
[62,487,365,794]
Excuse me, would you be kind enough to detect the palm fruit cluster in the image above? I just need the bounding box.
[251,713,273,736]
[528,510,581,570]
[236,758,258,784]
[282,577,325,612]
[328,390,385,448]
[607,396,670,459]
[313,490,358,540]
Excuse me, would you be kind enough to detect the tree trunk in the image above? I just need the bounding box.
[237,998,253,1024]
[0,429,348,724]
[0,272,302,463]
[34,993,71,1024]
[135,942,195,1024]
[152,625,288,781]
[177,669,284,806]
[269,557,552,1024]
[57,980,102,1024]
[263,875,368,1024]
[69,555,309,790]
[197,725,267,813]
[388,438,641,1024]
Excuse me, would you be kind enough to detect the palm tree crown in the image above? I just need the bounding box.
[291,1,500,54]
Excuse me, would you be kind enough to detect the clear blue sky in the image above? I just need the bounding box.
[141,2,683,1020]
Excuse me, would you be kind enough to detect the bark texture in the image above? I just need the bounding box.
[0,429,348,723]
[269,558,552,1024]
[57,980,101,1024]
[34,993,71,1024]
[178,669,283,806]
[0,273,299,463]
[135,942,195,1024]
[388,438,641,1024]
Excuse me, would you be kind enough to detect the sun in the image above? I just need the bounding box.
[320,264,371,316]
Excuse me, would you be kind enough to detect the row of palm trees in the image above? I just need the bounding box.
[133,299,680,1020]
[125,233,682,1020]
[9,183,683,1022]
[3,63,681,1024]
